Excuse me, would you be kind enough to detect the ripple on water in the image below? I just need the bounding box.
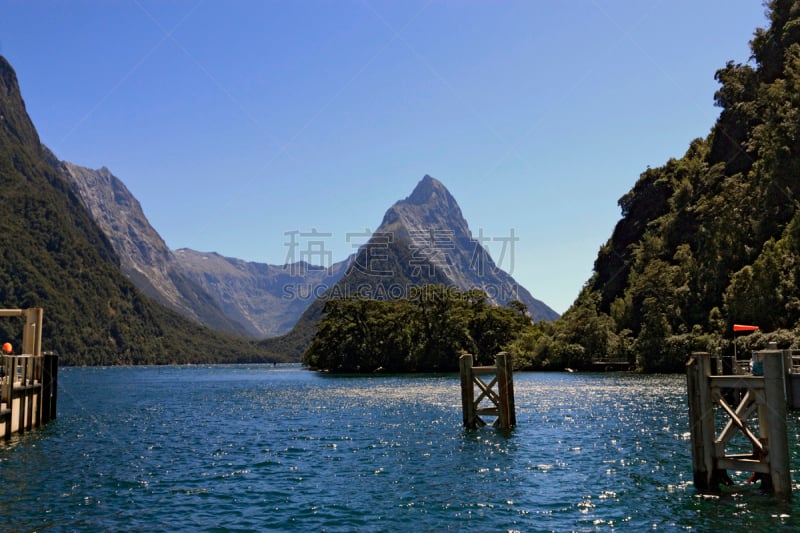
[1,367,799,531]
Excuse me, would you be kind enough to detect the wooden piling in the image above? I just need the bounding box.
[460,353,515,430]
[686,350,792,500]
[496,352,516,428]
[459,354,479,428]
[762,349,791,498]
[687,353,719,491]
[41,352,58,424]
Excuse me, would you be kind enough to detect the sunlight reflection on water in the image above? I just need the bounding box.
[0,366,798,531]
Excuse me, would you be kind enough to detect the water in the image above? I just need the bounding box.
[1,365,799,531]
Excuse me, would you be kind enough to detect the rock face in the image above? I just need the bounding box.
[59,162,251,336]
[60,164,555,340]
[373,175,558,321]
[60,161,349,337]
[173,249,348,337]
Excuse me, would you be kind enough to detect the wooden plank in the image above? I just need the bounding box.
[717,457,771,474]
[41,353,57,423]
[473,376,499,406]
[715,395,764,453]
[716,390,760,449]
[710,376,765,389]
[503,353,516,427]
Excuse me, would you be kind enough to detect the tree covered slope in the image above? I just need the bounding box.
[0,55,280,365]
[538,0,800,372]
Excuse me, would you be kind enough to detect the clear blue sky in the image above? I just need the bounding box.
[0,1,767,314]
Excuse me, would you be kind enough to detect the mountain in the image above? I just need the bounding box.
[546,0,800,372]
[374,175,557,320]
[264,175,558,359]
[173,249,348,337]
[57,161,350,337]
[0,54,275,365]
[60,158,553,342]
[56,161,250,336]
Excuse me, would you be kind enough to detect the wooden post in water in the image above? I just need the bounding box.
[459,354,480,428]
[0,355,10,439]
[686,350,792,500]
[459,353,515,430]
[496,352,516,428]
[41,352,58,424]
[686,352,718,491]
[762,350,791,499]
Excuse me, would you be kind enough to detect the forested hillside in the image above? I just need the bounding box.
[0,55,281,365]
[524,0,800,372]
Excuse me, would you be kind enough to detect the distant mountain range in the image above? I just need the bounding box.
[59,161,350,337]
[172,249,348,337]
[56,161,251,336]
[61,163,558,345]
[0,51,559,365]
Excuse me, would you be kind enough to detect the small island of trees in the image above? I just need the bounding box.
[303,285,535,373]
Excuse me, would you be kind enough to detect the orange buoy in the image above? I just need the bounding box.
[2,342,11,354]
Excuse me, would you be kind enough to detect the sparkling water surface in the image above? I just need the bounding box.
[1,365,799,531]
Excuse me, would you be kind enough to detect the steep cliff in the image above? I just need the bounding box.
[57,161,249,336]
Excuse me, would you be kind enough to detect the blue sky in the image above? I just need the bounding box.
[1,1,767,314]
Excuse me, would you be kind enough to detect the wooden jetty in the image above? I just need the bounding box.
[589,358,634,372]
[0,308,58,439]
[686,350,791,500]
[459,352,515,429]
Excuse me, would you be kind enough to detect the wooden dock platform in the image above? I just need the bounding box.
[0,308,58,439]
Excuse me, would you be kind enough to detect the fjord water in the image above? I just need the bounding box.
[1,366,798,531]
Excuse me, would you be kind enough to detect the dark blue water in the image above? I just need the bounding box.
[1,365,798,531]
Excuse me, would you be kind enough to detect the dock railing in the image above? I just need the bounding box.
[0,308,58,439]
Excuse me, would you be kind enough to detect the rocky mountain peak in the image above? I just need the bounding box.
[406,174,455,206]
[351,174,556,321]
[381,175,470,241]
